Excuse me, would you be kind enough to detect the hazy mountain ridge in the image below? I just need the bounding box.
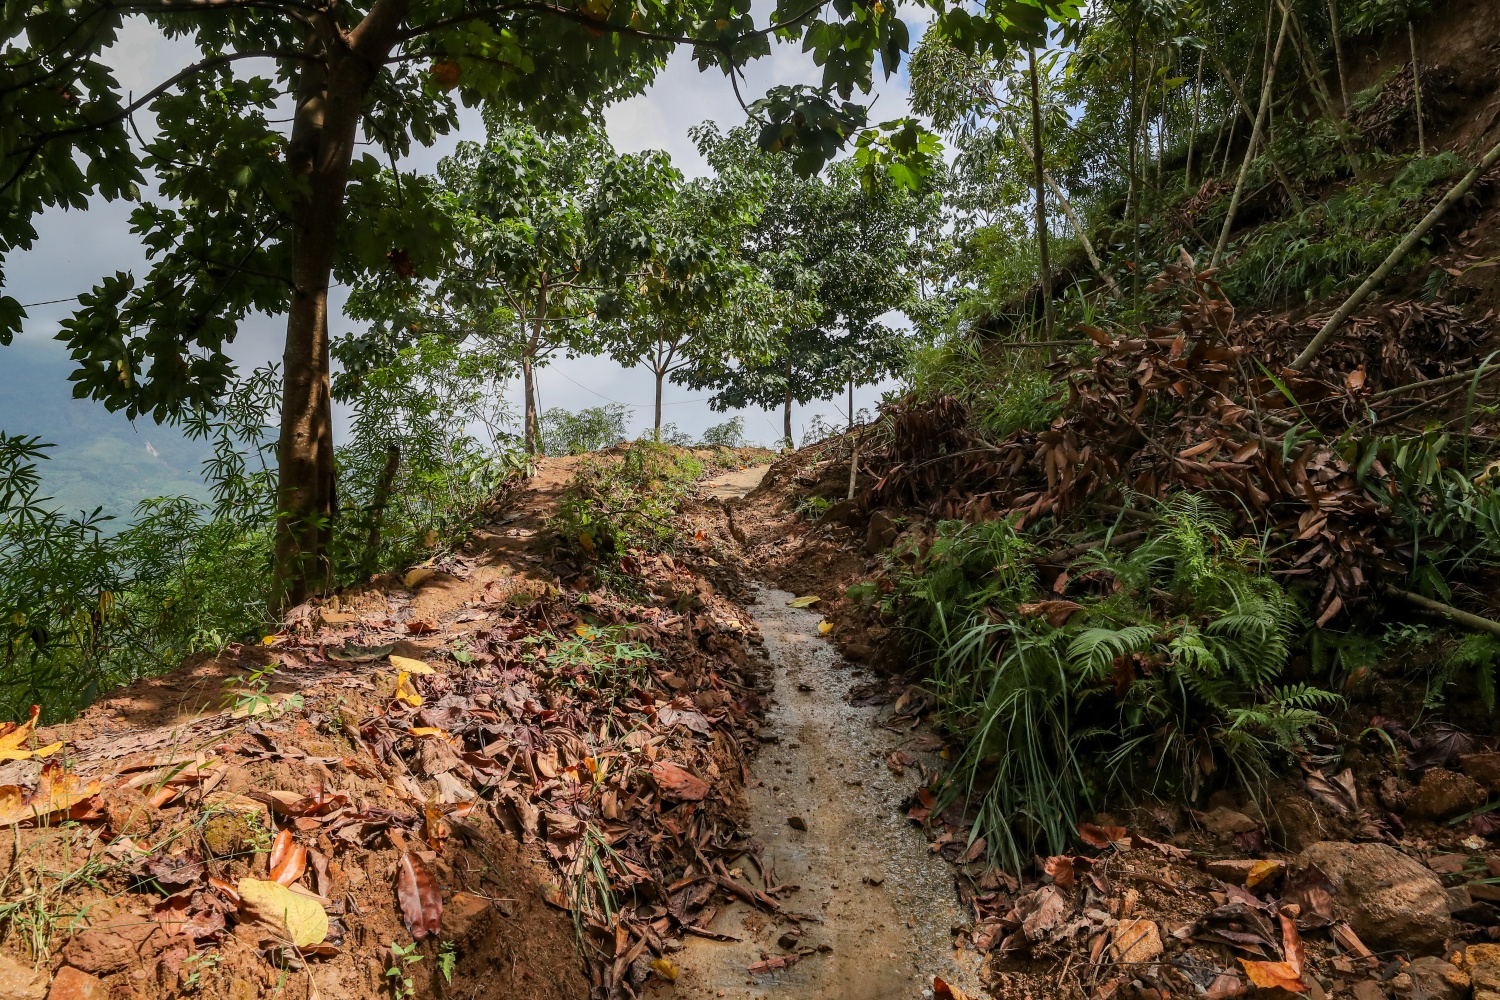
[0,341,211,521]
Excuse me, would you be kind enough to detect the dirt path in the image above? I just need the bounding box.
[671,470,983,998]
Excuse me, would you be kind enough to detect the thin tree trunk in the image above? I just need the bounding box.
[362,442,400,573]
[782,350,793,449]
[654,369,664,435]
[1212,9,1290,268]
[1328,0,1349,114]
[1210,52,1304,210]
[1291,136,1500,370]
[1028,47,1054,341]
[1409,22,1425,155]
[1274,0,1363,178]
[1186,48,1205,187]
[522,351,537,454]
[274,7,403,609]
[847,374,854,430]
[1045,170,1121,297]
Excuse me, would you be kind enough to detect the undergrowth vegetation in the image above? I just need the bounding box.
[891,497,1336,869]
[552,440,733,563]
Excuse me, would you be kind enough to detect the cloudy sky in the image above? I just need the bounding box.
[4,14,925,452]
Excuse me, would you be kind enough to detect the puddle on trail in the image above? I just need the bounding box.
[668,585,983,999]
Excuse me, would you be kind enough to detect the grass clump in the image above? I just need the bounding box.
[1220,152,1467,308]
[893,496,1335,870]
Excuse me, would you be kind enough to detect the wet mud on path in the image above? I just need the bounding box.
[673,467,982,999]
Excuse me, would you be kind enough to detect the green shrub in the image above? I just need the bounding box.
[893,496,1334,870]
[552,440,705,559]
[540,404,630,456]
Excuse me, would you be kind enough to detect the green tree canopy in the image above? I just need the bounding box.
[2,0,1078,602]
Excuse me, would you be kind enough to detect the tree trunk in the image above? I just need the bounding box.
[362,442,401,574]
[1028,47,1054,342]
[654,368,664,436]
[523,283,547,455]
[522,351,537,454]
[274,13,396,611]
[782,351,793,450]
[1044,170,1121,298]
[1328,0,1349,114]
[1186,48,1205,187]
[1212,8,1289,269]
[1409,22,1425,155]
[271,0,408,609]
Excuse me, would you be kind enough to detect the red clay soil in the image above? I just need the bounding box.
[0,453,777,1000]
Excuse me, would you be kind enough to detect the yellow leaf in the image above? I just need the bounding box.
[407,727,448,739]
[1245,859,1283,888]
[389,655,435,675]
[788,595,821,608]
[0,714,37,753]
[0,741,62,762]
[649,958,679,982]
[403,567,435,588]
[578,532,596,554]
[238,878,329,949]
[261,634,278,645]
[394,671,424,708]
[818,620,834,635]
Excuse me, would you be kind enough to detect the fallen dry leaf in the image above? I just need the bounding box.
[1077,822,1127,849]
[394,671,424,708]
[0,705,63,762]
[1238,959,1307,992]
[649,957,679,982]
[237,878,327,949]
[1016,600,1085,628]
[650,762,709,802]
[396,851,442,940]
[787,595,821,608]
[0,765,101,828]
[934,977,975,1000]
[389,654,435,675]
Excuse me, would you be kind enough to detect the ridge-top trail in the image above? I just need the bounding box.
[672,468,982,998]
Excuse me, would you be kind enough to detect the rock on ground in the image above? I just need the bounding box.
[1296,841,1455,952]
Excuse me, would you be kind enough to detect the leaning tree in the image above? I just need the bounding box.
[1,0,1076,605]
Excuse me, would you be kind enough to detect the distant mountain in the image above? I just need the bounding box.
[0,341,212,522]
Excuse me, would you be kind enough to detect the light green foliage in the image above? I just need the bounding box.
[1343,0,1431,36]
[894,498,1331,870]
[552,440,709,559]
[539,405,630,457]
[528,624,659,699]
[681,123,938,436]
[908,333,1063,438]
[385,941,422,1000]
[698,417,747,449]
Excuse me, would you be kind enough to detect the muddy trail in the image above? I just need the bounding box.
[673,472,981,998]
